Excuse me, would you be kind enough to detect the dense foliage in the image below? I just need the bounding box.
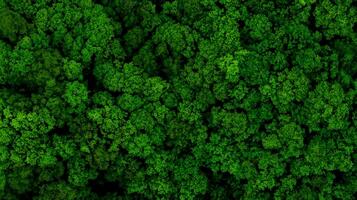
[0,0,356,199]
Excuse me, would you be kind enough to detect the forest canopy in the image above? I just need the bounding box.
[0,0,356,199]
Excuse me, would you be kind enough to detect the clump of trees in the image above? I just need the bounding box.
[0,0,356,199]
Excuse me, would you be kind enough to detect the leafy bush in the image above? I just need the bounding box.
[0,0,356,199]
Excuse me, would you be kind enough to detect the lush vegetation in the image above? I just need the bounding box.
[0,0,356,199]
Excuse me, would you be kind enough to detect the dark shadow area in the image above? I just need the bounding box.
[332,170,346,184]
[199,166,213,178]
[84,55,97,92]
[151,0,169,13]
[215,1,225,10]
[0,36,16,47]
[0,85,38,98]
[307,3,317,32]
[319,35,347,46]
[49,123,71,136]
[353,23,357,34]
[89,173,125,197]
[302,128,318,146]
[202,170,237,199]
[238,20,245,29]
[17,192,35,200]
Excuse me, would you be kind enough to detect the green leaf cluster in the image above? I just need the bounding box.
[0,0,356,199]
